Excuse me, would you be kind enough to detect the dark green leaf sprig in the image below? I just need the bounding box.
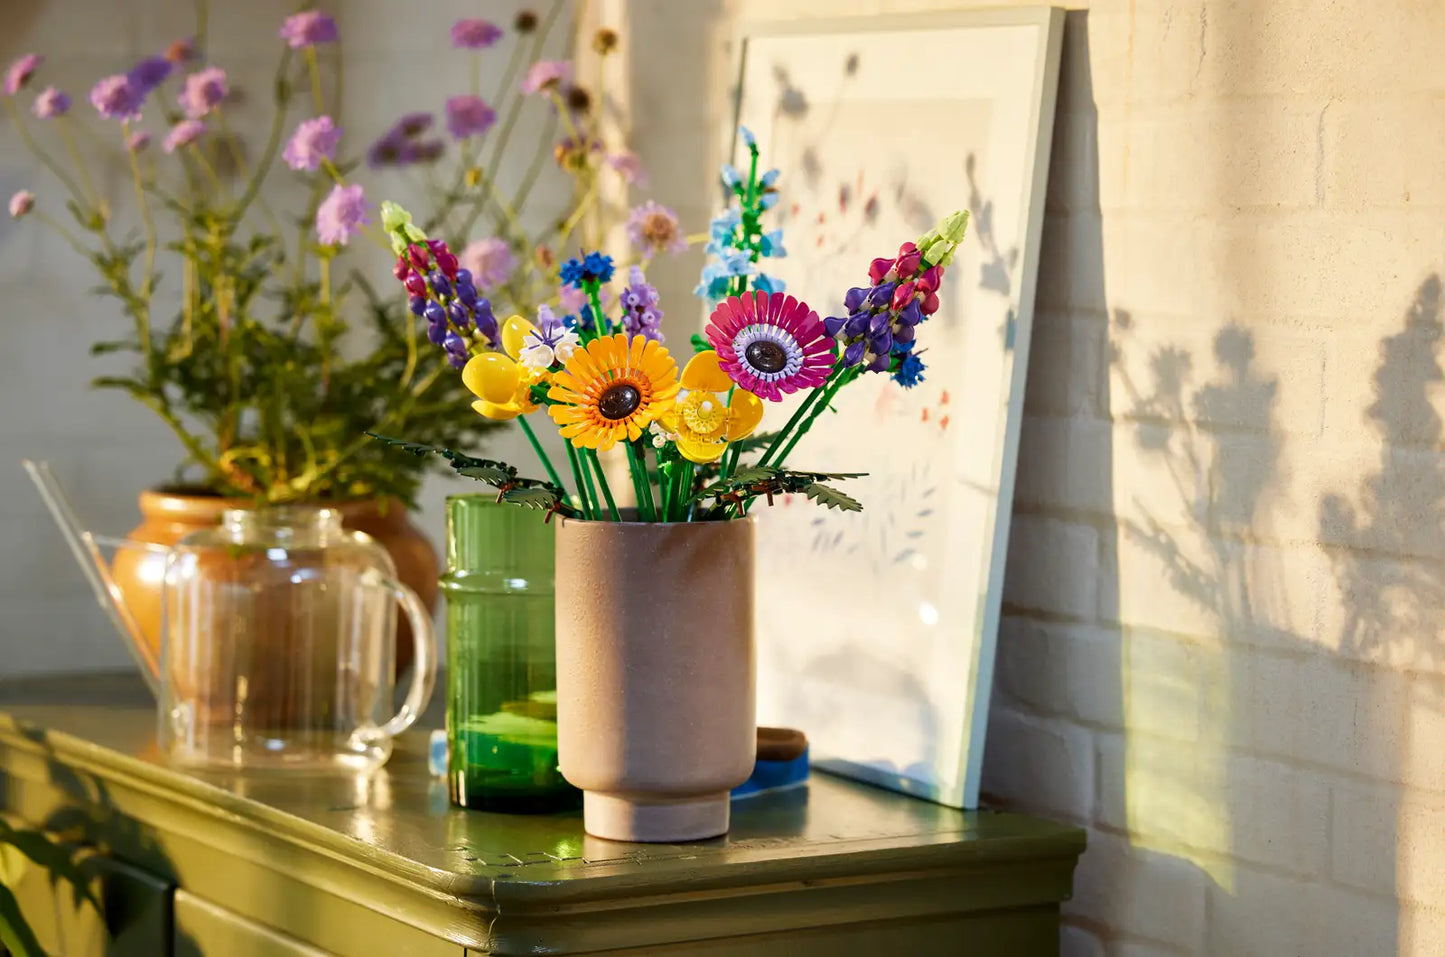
[692,465,866,514]
[367,434,578,519]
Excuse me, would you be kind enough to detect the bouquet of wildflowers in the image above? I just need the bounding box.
[2,2,656,507]
[373,129,969,521]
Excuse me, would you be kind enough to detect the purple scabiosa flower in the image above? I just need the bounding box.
[178,67,226,118]
[162,119,205,153]
[31,86,70,119]
[451,19,503,48]
[410,139,445,163]
[445,95,496,139]
[126,129,151,152]
[605,150,647,186]
[282,115,340,171]
[90,75,141,121]
[4,55,41,96]
[459,238,516,290]
[619,266,664,343]
[366,128,409,167]
[520,60,571,94]
[625,201,686,257]
[393,112,433,136]
[280,10,339,49]
[127,56,172,96]
[315,183,368,246]
[8,190,34,218]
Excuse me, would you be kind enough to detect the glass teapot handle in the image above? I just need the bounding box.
[358,568,437,743]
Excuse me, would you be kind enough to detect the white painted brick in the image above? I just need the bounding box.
[993,617,1124,729]
[1003,515,1099,620]
[1023,316,1108,417]
[1294,657,1409,783]
[1036,211,1107,318]
[1337,781,1445,908]
[1325,96,1445,210]
[1403,903,1445,956]
[1060,924,1106,957]
[1045,106,1101,216]
[1065,828,1207,952]
[1014,415,1113,517]
[1114,944,1190,957]
[980,707,1095,822]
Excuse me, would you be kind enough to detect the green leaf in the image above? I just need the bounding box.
[0,883,45,957]
[499,486,576,516]
[804,482,862,511]
[689,333,714,354]
[455,465,513,485]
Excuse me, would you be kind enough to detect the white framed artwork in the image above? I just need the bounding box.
[734,8,1064,808]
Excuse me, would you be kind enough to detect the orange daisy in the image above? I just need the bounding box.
[547,333,680,450]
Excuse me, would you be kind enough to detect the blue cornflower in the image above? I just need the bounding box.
[892,347,926,389]
[739,125,756,149]
[558,257,585,288]
[754,273,786,295]
[559,251,615,289]
[759,229,786,258]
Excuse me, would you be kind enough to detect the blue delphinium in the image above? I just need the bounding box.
[694,130,788,305]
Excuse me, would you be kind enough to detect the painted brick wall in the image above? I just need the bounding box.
[611,0,1445,953]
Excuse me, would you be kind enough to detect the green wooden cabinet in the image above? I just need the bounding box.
[0,675,1084,956]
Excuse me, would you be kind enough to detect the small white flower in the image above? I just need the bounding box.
[519,328,579,369]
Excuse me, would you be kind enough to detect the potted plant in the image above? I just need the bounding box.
[3,2,648,675]
[370,129,969,841]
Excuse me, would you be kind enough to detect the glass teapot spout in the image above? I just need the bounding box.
[22,460,162,698]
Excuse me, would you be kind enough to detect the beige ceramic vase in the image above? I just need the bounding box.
[554,516,756,843]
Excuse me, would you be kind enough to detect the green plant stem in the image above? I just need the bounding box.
[572,442,600,520]
[563,440,593,518]
[33,211,90,258]
[518,415,566,493]
[585,449,620,521]
[625,442,656,521]
[772,366,860,468]
[758,385,826,466]
[234,48,294,217]
[123,125,156,365]
[2,99,88,208]
[719,442,741,482]
[304,47,325,113]
[680,461,697,521]
[56,120,98,207]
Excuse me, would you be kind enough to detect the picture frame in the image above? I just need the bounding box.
[733,7,1065,808]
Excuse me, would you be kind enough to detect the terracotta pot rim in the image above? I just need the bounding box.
[138,487,407,523]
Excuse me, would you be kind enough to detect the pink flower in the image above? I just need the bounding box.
[283,115,340,171]
[557,283,612,315]
[31,86,70,119]
[90,74,141,122]
[459,237,516,289]
[178,67,227,118]
[705,292,835,402]
[163,119,205,153]
[280,11,338,49]
[4,54,41,96]
[626,201,685,257]
[521,60,571,95]
[605,150,648,187]
[451,19,503,48]
[444,95,496,139]
[127,130,151,152]
[8,190,34,218]
[315,183,368,246]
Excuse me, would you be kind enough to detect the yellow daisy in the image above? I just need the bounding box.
[662,350,764,464]
[548,333,679,450]
[462,351,548,420]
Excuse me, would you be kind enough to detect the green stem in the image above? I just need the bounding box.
[518,415,566,493]
[3,99,88,207]
[719,442,741,481]
[574,443,602,520]
[564,440,595,519]
[585,449,620,521]
[123,124,156,365]
[772,366,859,468]
[625,442,656,521]
[235,48,294,217]
[758,384,826,466]
[304,47,325,114]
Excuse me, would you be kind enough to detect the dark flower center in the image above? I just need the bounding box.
[745,340,788,373]
[597,383,642,420]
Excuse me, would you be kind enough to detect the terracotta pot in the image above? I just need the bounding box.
[110,489,438,685]
[554,516,755,842]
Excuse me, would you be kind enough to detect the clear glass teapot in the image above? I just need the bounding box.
[25,461,435,773]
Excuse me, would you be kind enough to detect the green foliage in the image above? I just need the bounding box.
[368,435,577,518]
[692,465,865,513]
[0,817,102,956]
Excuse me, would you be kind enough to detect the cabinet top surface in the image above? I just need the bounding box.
[0,673,1083,904]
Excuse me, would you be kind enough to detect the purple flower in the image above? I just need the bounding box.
[165,38,197,64]
[90,74,141,121]
[520,60,571,94]
[606,150,648,187]
[451,19,503,48]
[366,129,409,167]
[4,55,41,96]
[127,130,152,152]
[31,86,70,119]
[459,238,516,290]
[445,95,496,139]
[619,266,664,342]
[558,283,611,315]
[178,67,227,118]
[393,112,433,136]
[283,115,340,171]
[8,190,34,218]
[163,119,205,153]
[127,56,172,96]
[280,11,339,49]
[626,201,685,257]
[410,139,445,163]
[315,183,368,246]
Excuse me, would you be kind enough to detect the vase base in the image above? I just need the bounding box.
[583,791,730,843]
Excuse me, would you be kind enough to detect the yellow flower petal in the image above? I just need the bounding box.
[473,399,522,421]
[726,389,765,441]
[677,434,727,464]
[681,350,733,393]
[500,315,535,360]
[462,352,520,403]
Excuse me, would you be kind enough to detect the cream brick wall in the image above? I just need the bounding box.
[611,0,1445,953]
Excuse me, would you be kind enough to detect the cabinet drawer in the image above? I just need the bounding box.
[175,890,334,957]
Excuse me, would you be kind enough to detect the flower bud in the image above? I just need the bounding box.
[891,280,916,311]
[868,256,894,284]
[407,243,429,270]
[592,28,619,54]
[436,250,460,279]
[393,255,410,281]
[404,272,427,296]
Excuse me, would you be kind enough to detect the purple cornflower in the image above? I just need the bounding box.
[127,56,172,96]
[162,119,205,153]
[445,95,496,139]
[618,266,664,342]
[280,11,339,49]
[520,60,571,94]
[451,19,503,48]
[4,55,41,96]
[8,190,34,218]
[606,150,648,187]
[315,183,368,246]
[126,130,151,152]
[459,238,515,290]
[178,67,227,118]
[31,86,70,119]
[283,115,340,171]
[626,201,685,257]
[90,74,141,121]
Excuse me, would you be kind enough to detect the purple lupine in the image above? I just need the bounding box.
[31,86,70,119]
[315,183,368,246]
[618,266,664,342]
[90,74,142,121]
[282,115,340,171]
[458,238,515,290]
[163,119,205,153]
[451,19,503,48]
[178,67,227,118]
[127,56,172,96]
[4,55,41,96]
[280,11,338,48]
[520,60,571,94]
[824,241,945,373]
[444,95,496,139]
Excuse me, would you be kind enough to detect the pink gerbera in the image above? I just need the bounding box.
[705,291,835,402]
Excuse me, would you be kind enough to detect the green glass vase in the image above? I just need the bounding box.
[441,494,579,812]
